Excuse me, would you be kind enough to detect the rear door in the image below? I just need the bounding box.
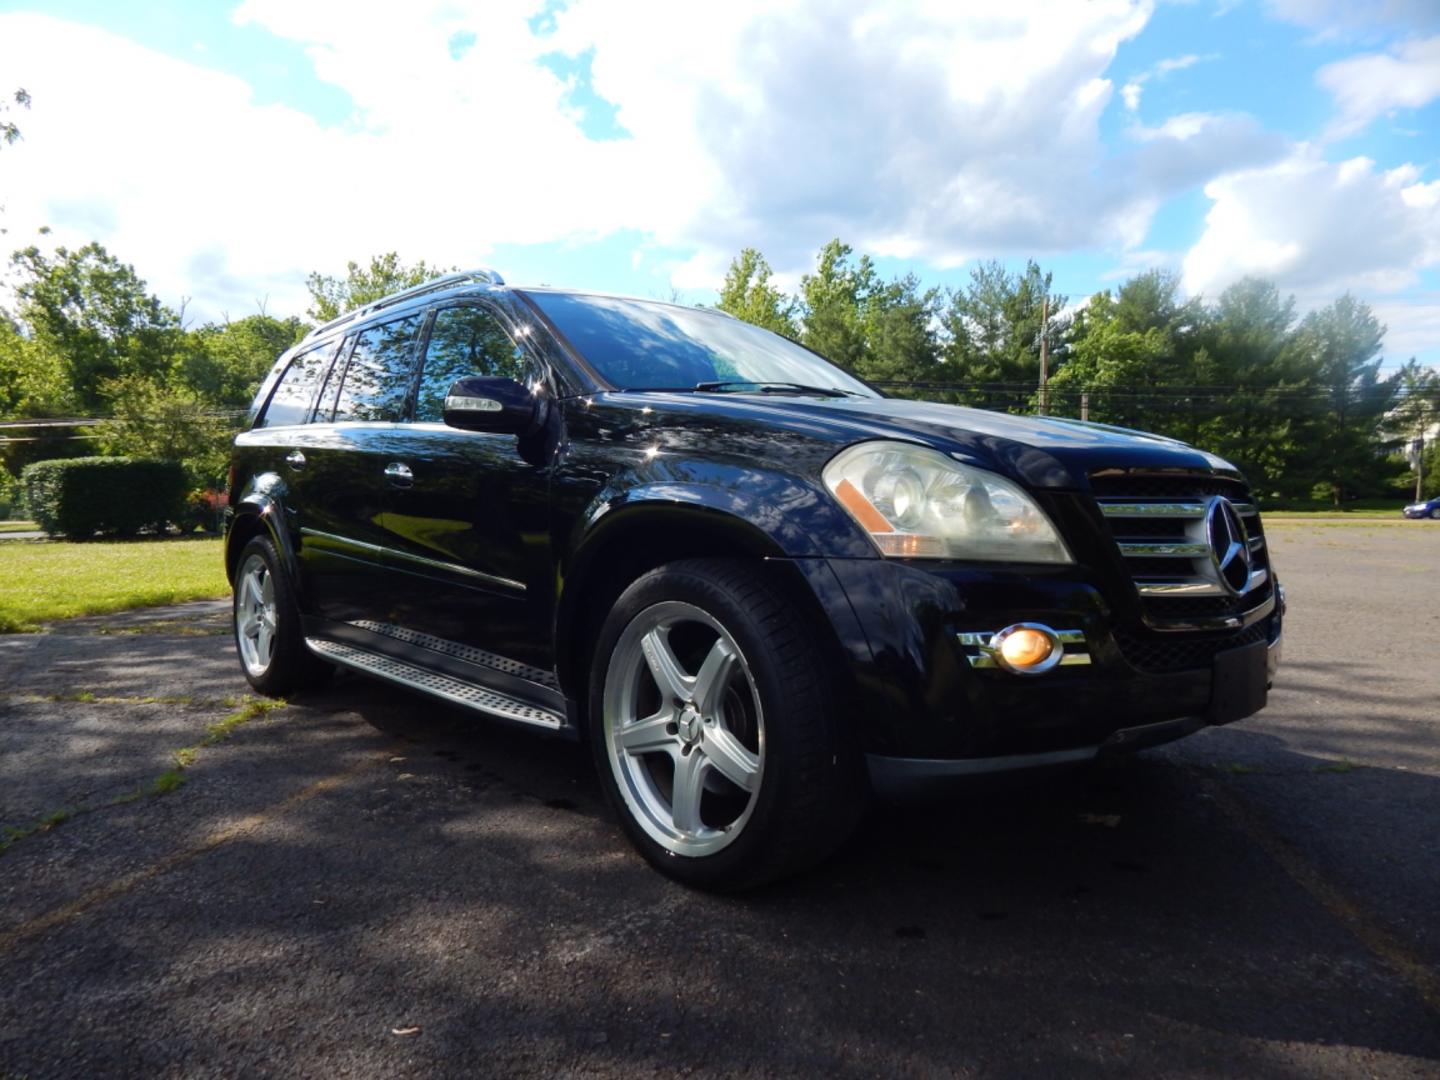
[295,314,424,626]
[378,301,556,671]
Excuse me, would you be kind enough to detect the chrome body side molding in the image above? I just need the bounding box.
[300,527,526,594]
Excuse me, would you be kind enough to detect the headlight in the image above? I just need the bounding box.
[822,441,1073,563]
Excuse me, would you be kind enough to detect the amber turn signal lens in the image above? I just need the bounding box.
[998,627,1054,669]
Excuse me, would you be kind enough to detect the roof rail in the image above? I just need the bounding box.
[305,267,505,340]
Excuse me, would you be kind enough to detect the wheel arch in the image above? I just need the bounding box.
[553,502,854,731]
[224,480,299,590]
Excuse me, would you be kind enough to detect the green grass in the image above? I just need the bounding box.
[0,537,229,633]
[0,519,38,533]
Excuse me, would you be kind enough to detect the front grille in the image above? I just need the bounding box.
[1114,620,1270,674]
[1089,470,1273,628]
[1089,473,1248,500]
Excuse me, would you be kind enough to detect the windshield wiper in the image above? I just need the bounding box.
[693,380,859,398]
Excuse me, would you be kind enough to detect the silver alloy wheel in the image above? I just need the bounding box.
[602,600,765,857]
[235,553,278,677]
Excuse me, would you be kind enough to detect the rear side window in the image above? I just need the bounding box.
[257,340,339,428]
[415,305,531,422]
[332,315,423,423]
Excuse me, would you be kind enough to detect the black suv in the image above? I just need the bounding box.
[226,268,1283,889]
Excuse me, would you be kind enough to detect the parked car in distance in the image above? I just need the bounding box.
[1402,496,1440,519]
[225,269,1284,890]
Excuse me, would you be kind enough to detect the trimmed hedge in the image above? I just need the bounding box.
[21,457,189,538]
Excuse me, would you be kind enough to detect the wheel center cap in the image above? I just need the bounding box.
[677,707,702,745]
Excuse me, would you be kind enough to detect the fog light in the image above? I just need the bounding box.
[989,623,1063,676]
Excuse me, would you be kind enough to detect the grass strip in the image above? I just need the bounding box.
[0,537,228,633]
[0,696,285,858]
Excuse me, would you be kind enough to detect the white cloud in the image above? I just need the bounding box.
[1182,150,1440,307]
[1369,294,1440,361]
[0,7,657,320]
[1317,35,1440,139]
[0,1,1288,322]
[1119,52,1215,113]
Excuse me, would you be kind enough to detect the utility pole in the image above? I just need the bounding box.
[1038,295,1049,416]
[1418,431,1426,503]
[1080,391,1090,422]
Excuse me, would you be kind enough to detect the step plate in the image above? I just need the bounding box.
[347,620,559,688]
[306,637,563,730]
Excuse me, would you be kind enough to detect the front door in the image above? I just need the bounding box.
[379,302,556,671]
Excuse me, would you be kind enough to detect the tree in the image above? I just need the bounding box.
[1048,270,1206,434]
[0,314,71,417]
[180,314,306,407]
[9,243,180,413]
[305,253,451,323]
[1386,362,1440,501]
[1,87,28,147]
[1291,295,1398,506]
[940,260,1068,410]
[93,376,233,487]
[798,240,876,374]
[1188,278,1309,494]
[716,249,799,337]
[855,273,942,391]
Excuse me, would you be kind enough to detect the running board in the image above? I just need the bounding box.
[305,637,564,731]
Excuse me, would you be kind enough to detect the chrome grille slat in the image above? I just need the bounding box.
[1117,542,1211,558]
[1136,581,1228,597]
[1092,477,1272,625]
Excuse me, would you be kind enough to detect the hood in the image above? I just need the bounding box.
[609,391,1242,490]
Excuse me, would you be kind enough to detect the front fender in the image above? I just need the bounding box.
[574,475,876,561]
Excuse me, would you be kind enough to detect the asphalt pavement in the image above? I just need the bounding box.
[1,522,1438,1078]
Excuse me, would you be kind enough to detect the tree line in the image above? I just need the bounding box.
[1,238,1436,508]
[0,247,439,501]
[717,240,1440,503]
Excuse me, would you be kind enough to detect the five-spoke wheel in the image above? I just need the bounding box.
[589,559,860,890]
[603,600,764,857]
[230,534,331,695]
[235,552,278,677]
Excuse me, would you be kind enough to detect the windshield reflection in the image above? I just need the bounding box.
[526,292,878,397]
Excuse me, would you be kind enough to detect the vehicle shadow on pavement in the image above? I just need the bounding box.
[5,664,1439,1077]
[206,671,1437,1076]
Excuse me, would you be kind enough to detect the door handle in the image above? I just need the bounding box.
[285,450,306,470]
[384,462,414,487]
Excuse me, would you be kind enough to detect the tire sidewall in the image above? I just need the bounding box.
[586,563,825,889]
[233,534,304,695]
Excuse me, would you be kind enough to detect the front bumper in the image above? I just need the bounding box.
[789,556,1283,789]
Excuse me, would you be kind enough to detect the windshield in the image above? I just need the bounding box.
[522,291,878,397]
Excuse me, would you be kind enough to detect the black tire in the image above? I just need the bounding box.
[1430,508,1440,520]
[586,558,863,891]
[232,535,332,696]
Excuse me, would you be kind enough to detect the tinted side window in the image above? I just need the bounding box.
[313,333,357,423]
[333,315,422,423]
[257,340,338,428]
[415,305,530,423]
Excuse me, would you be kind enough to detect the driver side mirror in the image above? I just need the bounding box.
[442,376,545,436]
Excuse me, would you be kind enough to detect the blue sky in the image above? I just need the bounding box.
[1,0,1437,365]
